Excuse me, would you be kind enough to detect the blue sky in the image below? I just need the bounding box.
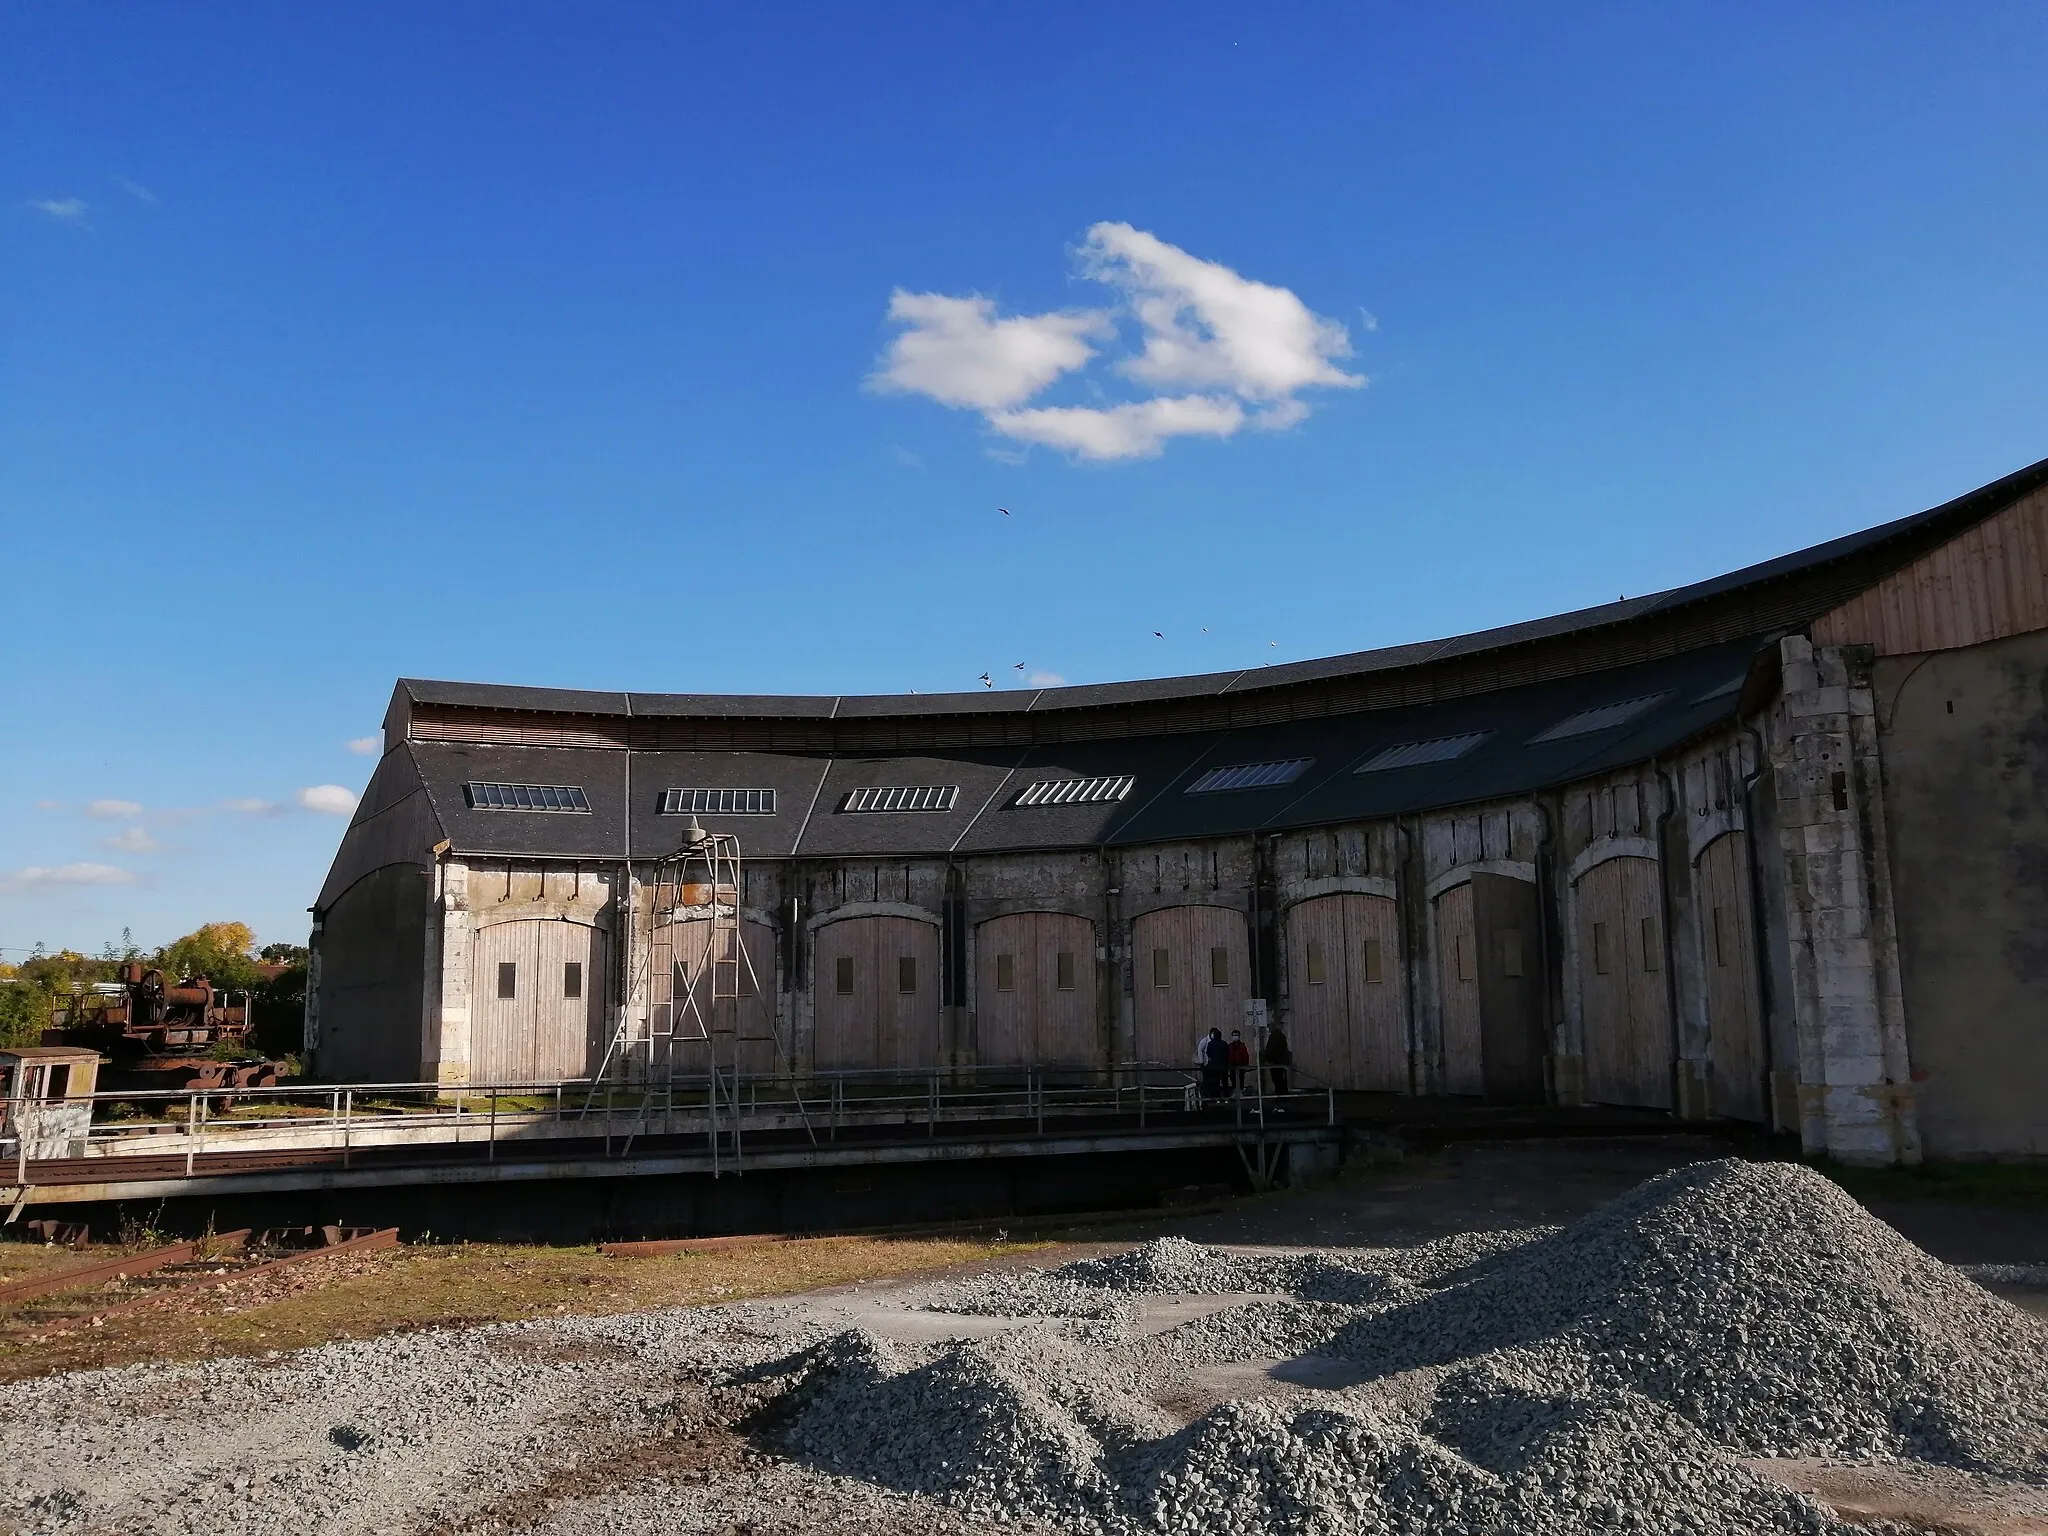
[4,2,2045,955]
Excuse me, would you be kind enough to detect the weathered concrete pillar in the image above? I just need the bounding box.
[425,859,472,1086]
[1772,636,1921,1164]
[302,919,323,1061]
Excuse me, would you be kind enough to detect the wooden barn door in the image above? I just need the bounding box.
[1130,906,1250,1065]
[652,917,779,1076]
[1697,833,1765,1121]
[472,918,606,1085]
[1575,857,1672,1108]
[1433,884,1484,1094]
[1285,893,1405,1090]
[812,915,942,1072]
[975,912,1098,1068]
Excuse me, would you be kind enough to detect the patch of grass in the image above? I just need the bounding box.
[0,1232,1038,1384]
[1809,1157,2048,1207]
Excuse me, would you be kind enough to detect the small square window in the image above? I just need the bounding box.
[1499,929,1524,979]
[497,962,517,1000]
[1591,922,1611,976]
[995,953,1016,992]
[1151,948,1170,989]
[1305,939,1327,986]
[1209,946,1230,988]
[1641,917,1661,973]
[563,961,582,1000]
[835,956,855,995]
[1056,951,1076,991]
[898,956,918,994]
[1361,936,1384,984]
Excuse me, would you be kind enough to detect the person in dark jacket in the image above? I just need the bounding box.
[1227,1030,1252,1095]
[1262,1025,1293,1098]
[1200,1028,1231,1102]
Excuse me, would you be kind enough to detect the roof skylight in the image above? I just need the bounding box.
[1354,732,1491,773]
[465,782,591,812]
[1185,759,1313,794]
[1014,775,1135,807]
[841,785,959,813]
[1527,693,1672,743]
[661,788,776,815]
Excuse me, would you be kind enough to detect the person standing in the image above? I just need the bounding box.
[1262,1024,1293,1099]
[1227,1030,1252,1095]
[1200,1027,1230,1102]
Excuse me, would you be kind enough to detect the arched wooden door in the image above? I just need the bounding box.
[651,916,780,1075]
[975,912,1098,1068]
[1285,893,1405,1090]
[1432,885,1483,1095]
[812,915,942,1072]
[1697,832,1765,1121]
[1130,906,1250,1065]
[472,918,607,1085]
[1574,856,1672,1108]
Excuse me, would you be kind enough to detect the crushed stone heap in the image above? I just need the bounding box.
[770,1160,2048,1535]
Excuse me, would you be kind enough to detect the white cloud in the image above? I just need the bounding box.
[114,176,158,204]
[29,197,89,227]
[222,797,280,815]
[1027,671,1066,687]
[345,735,381,756]
[3,862,135,888]
[102,826,160,853]
[84,798,143,819]
[1080,222,1361,402]
[869,292,1109,411]
[990,394,1247,461]
[296,785,358,816]
[873,225,1362,462]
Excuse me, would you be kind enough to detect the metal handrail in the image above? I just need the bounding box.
[3,1062,1337,1185]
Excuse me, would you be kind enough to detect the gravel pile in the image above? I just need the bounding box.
[920,1270,1139,1322]
[766,1161,2048,1534]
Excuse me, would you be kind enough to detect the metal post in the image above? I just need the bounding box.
[342,1088,353,1169]
[488,1091,497,1161]
[928,1072,937,1137]
[1034,1068,1043,1136]
[184,1093,198,1177]
[1138,1068,1147,1129]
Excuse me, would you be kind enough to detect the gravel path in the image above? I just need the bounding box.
[1,1159,2041,1535]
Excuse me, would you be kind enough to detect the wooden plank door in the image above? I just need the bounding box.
[1576,857,1672,1108]
[1285,893,1405,1091]
[1434,884,1484,1094]
[813,916,941,1072]
[472,919,540,1085]
[975,912,1097,1068]
[473,919,604,1084]
[1472,873,1546,1103]
[1697,833,1765,1121]
[656,917,779,1076]
[1131,906,1250,1066]
[532,920,605,1082]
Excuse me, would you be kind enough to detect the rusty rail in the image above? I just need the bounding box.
[18,1227,400,1339]
[0,1230,253,1306]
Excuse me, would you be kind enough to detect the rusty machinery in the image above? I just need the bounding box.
[44,962,281,1092]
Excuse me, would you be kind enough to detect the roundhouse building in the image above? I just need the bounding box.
[310,457,2048,1165]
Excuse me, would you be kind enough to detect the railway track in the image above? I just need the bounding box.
[0,1226,398,1341]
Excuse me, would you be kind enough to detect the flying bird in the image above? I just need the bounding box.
[1013,662,1026,671]
[979,673,993,688]
[1153,631,1164,639]
[998,507,1011,516]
